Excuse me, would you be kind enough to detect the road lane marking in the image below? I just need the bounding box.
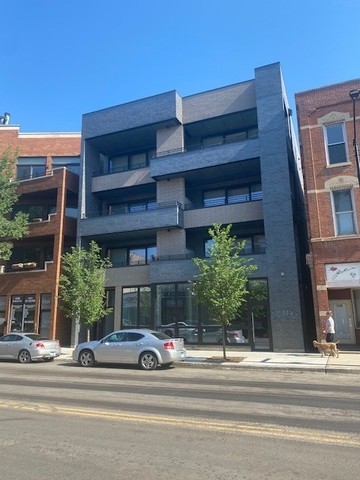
[0,399,358,448]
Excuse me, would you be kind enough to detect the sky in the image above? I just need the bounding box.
[2,0,360,133]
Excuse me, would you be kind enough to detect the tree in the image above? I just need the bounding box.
[59,241,112,341]
[0,149,28,261]
[192,224,257,360]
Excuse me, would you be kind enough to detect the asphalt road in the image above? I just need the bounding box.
[0,360,359,479]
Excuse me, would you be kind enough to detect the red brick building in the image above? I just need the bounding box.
[296,80,360,346]
[0,124,81,346]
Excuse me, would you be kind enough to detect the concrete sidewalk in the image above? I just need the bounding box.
[59,347,360,374]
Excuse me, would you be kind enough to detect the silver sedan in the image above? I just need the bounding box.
[0,333,61,363]
[72,329,187,370]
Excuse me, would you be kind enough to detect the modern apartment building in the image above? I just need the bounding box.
[79,62,312,351]
[296,79,360,346]
[0,124,81,345]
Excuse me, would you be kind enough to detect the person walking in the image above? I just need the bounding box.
[325,310,335,342]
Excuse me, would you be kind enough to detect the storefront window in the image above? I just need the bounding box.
[0,296,6,334]
[11,295,36,332]
[39,294,51,337]
[122,286,151,328]
[155,283,198,343]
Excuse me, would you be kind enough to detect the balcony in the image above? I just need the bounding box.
[92,165,154,193]
[79,201,184,238]
[184,200,263,229]
[151,137,260,179]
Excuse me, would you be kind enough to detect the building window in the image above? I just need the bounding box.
[203,189,226,207]
[203,184,262,208]
[333,189,356,235]
[128,246,156,265]
[109,199,157,215]
[122,286,151,328]
[0,296,6,332]
[17,157,46,180]
[108,246,156,267]
[325,123,347,165]
[39,294,52,337]
[13,205,44,222]
[52,156,80,175]
[204,235,265,257]
[10,295,36,332]
[109,150,154,174]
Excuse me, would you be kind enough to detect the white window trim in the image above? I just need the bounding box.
[330,188,358,236]
[323,122,349,167]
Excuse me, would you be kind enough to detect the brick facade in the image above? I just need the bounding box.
[296,80,360,345]
[0,125,81,346]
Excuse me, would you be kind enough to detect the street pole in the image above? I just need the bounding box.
[349,89,360,184]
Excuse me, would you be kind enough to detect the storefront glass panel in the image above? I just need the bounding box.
[11,295,36,332]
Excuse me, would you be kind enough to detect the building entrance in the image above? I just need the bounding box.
[10,295,36,332]
[330,300,356,344]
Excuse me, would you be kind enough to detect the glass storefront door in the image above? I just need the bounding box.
[10,295,36,332]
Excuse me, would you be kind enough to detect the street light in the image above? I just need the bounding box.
[349,89,360,184]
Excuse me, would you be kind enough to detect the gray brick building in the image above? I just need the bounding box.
[78,62,311,351]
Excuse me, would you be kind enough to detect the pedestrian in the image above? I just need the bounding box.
[325,310,335,342]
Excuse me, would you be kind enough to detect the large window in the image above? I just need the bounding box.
[0,296,6,333]
[109,150,154,174]
[17,157,46,180]
[325,123,347,165]
[333,189,356,235]
[13,205,45,222]
[39,294,51,337]
[129,246,156,265]
[203,184,262,208]
[109,199,157,215]
[10,295,36,332]
[52,156,80,175]
[108,246,157,267]
[122,286,151,328]
[204,234,265,257]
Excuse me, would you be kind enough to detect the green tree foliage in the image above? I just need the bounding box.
[0,149,29,261]
[59,241,112,340]
[193,224,257,359]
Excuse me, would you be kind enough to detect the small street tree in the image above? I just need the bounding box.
[193,223,257,360]
[59,241,112,341]
[0,149,28,262]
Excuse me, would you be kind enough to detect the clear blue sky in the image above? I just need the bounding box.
[3,0,360,133]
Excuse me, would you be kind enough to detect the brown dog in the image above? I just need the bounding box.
[313,340,339,358]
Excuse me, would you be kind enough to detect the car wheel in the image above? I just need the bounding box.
[18,349,31,364]
[161,362,173,369]
[139,351,158,370]
[78,349,95,367]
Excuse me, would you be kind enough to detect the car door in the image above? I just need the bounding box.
[120,332,146,363]
[0,334,23,359]
[95,332,126,363]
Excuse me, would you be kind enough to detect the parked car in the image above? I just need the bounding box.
[192,327,247,344]
[227,330,247,344]
[0,333,61,363]
[159,322,197,342]
[72,329,187,370]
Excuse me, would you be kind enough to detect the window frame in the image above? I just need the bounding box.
[324,123,348,166]
[203,183,262,208]
[331,188,357,236]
